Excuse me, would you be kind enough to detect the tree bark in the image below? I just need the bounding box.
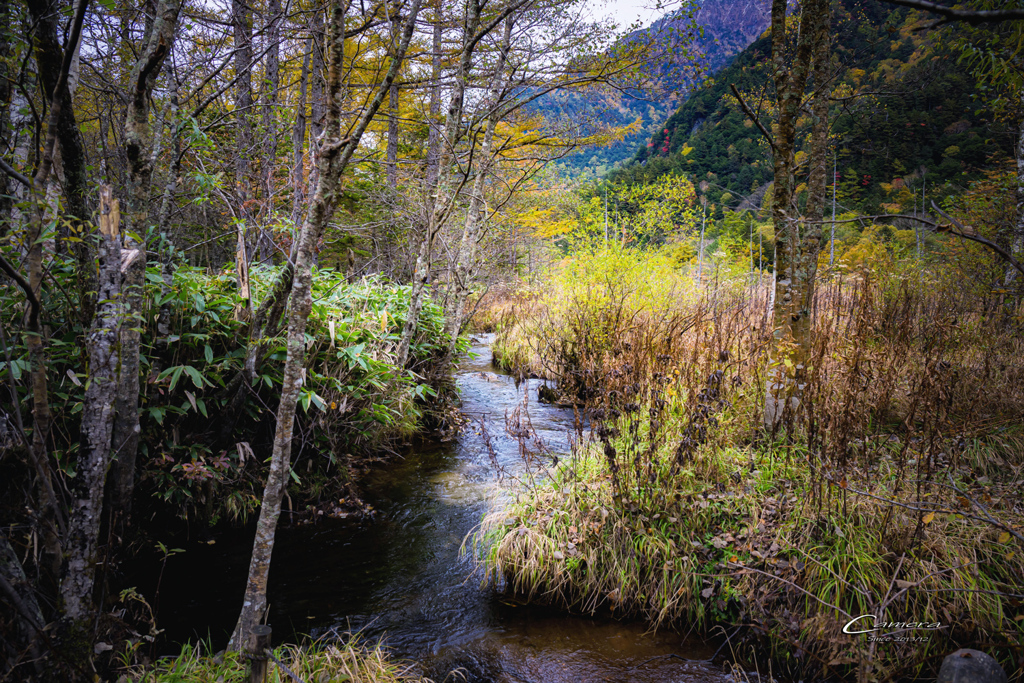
[307,7,326,200]
[22,0,91,589]
[232,0,254,264]
[291,38,312,226]
[259,0,282,262]
[29,0,93,326]
[229,0,422,651]
[61,186,121,625]
[764,0,830,428]
[1010,97,1024,290]
[386,14,401,189]
[0,531,45,680]
[424,0,443,193]
[111,0,181,525]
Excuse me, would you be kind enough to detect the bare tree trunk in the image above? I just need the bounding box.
[423,0,443,193]
[229,0,422,652]
[233,0,254,270]
[61,186,120,625]
[111,0,181,523]
[763,0,830,429]
[307,8,326,200]
[21,0,91,589]
[1010,99,1024,290]
[259,0,282,261]
[0,531,45,680]
[442,18,513,360]
[387,80,399,188]
[386,14,401,190]
[29,0,93,325]
[291,39,311,226]
[0,0,11,225]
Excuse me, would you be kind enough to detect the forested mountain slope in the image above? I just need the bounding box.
[550,0,771,177]
[611,0,1014,214]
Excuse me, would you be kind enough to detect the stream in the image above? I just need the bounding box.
[144,335,738,682]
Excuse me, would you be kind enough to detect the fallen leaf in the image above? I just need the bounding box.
[553,551,564,560]
[701,587,714,598]
[998,531,1011,544]
[923,512,935,524]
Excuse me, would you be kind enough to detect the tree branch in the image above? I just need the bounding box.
[0,158,32,189]
[930,201,1024,278]
[0,254,41,329]
[730,83,778,154]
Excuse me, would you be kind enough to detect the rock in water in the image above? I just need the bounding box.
[938,649,1007,683]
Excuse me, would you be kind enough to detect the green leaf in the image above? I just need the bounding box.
[169,366,184,391]
[183,365,205,388]
[204,344,214,364]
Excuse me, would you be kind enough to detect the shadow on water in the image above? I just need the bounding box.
[139,335,737,682]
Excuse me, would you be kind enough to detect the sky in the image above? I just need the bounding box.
[588,0,669,29]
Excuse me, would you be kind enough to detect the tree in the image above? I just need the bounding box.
[229,0,423,651]
[890,0,1024,292]
[759,0,832,427]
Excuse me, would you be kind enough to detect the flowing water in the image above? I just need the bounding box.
[146,335,738,682]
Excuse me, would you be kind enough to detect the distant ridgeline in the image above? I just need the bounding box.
[549,0,772,178]
[612,0,1015,215]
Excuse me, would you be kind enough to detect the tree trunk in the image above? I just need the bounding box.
[0,531,45,680]
[111,0,181,524]
[764,0,830,429]
[229,0,422,651]
[29,0,93,326]
[61,186,121,626]
[22,0,91,589]
[232,0,253,264]
[291,39,311,227]
[307,8,326,201]
[1010,98,1024,290]
[387,80,399,188]
[259,0,282,262]
[386,13,401,190]
[423,0,443,193]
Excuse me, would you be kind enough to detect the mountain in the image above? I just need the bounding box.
[611,0,1014,214]
[548,0,772,178]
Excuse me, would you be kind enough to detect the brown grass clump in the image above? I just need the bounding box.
[478,250,1024,683]
[129,636,425,682]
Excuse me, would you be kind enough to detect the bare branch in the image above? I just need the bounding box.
[730,83,778,154]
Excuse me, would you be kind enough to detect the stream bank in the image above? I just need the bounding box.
[129,335,738,682]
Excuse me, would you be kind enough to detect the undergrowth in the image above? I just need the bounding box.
[475,246,1024,682]
[128,636,424,682]
[0,255,461,526]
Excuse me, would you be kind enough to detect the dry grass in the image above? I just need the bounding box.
[477,250,1024,682]
[128,636,426,683]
